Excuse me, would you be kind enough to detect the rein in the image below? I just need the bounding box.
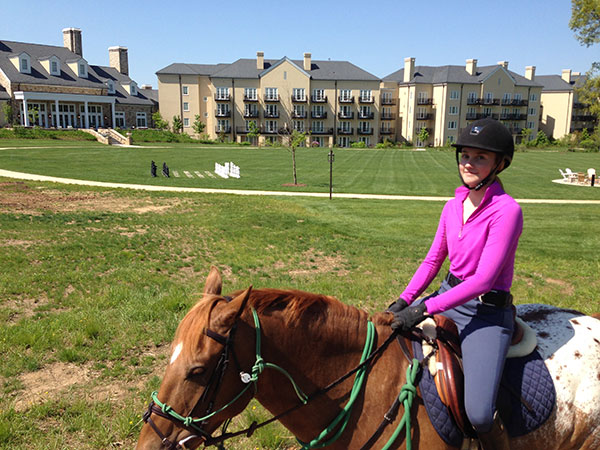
[143,307,420,449]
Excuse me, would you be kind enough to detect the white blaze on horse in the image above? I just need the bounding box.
[136,267,600,449]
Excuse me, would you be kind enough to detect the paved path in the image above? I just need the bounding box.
[1,168,599,204]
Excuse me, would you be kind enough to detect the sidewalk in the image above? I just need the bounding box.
[1,169,599,204]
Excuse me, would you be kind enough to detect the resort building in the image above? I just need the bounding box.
[156,52,385,147]
[537,69,596,139]
[383,58,543,146]
[0,28,156,129]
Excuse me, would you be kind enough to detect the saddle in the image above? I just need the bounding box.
[423,309,536,437]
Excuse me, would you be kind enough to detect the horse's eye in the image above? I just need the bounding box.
[187,366,205,379]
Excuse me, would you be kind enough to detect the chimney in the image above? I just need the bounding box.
[466,59,477,76]
[63,27,82,57]
[141,84,153,90]
[257,51,264,70]
[561,69,572,83]
[303,52,312,71]
[497,61,509,69]
[525,66,536,81]
[109,46,129,76]
[403,57,415,83]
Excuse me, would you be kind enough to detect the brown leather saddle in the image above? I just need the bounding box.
[431,309,525,435]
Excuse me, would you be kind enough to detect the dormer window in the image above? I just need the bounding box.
[106,80,115,94]
[130,83,137,96]
[51,61,59,74]
[78,62,87,78]
[19,53,31,74]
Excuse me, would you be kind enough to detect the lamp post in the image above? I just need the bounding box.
[328,148,334,200]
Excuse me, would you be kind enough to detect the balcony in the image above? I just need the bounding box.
[466,112,478,120]
[357,111,374,119]
[380,127,395,135]
[337,127,354,135]
[263,110,280,118]
[264,94,280,102]
[381,97,396,105]
[311,111,328,119]
[511,99,529,107]
[243,94,258,102]
[309,127,334,135]
[291,111,307,119]
[291,95,307,103]
[573,102,590,109]
[215,110,231,118]
[477,113,499,120]
[358,97,374,104]
[215,126,231,133]
[339,96,354,103]
[416,98,433,105]
[357,128,374,135]
[214,94,231,102]
[500,113,526,121]
[311,95,327,103]
[572,114,597,122]
[243,110,259,118]
[415,113,433,120]
[261,126,281,135]
[380,113,395,120]
[482,98,500,106]
[467,98,482,105]
[338,111,354,119]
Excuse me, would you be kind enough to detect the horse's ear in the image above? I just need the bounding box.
[231,286,252,322]
[204,266,222,295]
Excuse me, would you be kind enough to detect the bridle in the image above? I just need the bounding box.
[142,303,405,449]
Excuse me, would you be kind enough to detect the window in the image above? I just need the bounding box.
[339,121,351,132]
[527,121,535,129]
[183,118,190,127]
[468,92,477,102]
[359,105,372,118]
[338,136,350,148]
[312,105,325,118]
[359,121,370,133]
[245,120,257,132]
[381,91,393,103]
[449,106,458,115]
[244,88,257,101]
[106,80,115,94]
[311,121,324,132]
[293,120,305,132]
[448,121,457,129]
[312,89,325,101]
[502,93,511,103]
[447,135,455,143]
[514,93,522,101]
[529,93,538,102]
[417,92,428,102]
[339,89,352,101]
[217,119,230,132]
[265,104,278,117]
[20,56,30,74]
[359,136,371,146]
[484,92,493,103]
[245,104,258,117]
[115,111,125,128]
[293,104,305,117]
[360,89,372,102]
[51,60,59,75]
[136,112,147,128]
[340,105,352,118]
[130,83,138,96]
[265,120,277,133]
[528,107,537,116]
[183,102,189,112]
[293,88,305,101]
[182,86,189,95]
[78,62,87,78]
[450,90,459,100]
[216,87,230,100]
[265,88,278,101]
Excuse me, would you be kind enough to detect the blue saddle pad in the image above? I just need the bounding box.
[412,340,556,445]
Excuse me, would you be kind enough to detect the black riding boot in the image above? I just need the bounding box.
[477,412,510,450]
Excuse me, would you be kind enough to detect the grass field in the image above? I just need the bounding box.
[0,141,598,449]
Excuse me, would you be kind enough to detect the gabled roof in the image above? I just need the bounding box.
[157,57,380,81]
[383,64,542,87]
[536,74,587,92]
[0,39,153,106]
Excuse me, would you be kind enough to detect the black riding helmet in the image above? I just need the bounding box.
[452,118,515,190]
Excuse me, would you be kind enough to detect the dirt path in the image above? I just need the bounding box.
[1,168,599,204]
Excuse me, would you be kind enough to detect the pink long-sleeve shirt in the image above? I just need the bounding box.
[399,181,523,315]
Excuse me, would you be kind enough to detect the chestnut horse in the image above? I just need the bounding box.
[137,267,600,449]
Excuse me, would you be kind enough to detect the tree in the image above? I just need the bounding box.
[278,127,305,185]
[152,111,168,130]
[171,115,183,134]
[570,0,600,120]
[2,102,14,126]
[192,115,206,135]
[570,0,600,46]
[246,121,260,146]
[417,127,429,146]
[520,128,533,145]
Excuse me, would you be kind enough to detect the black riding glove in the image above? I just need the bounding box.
[391,303,428,332]
[386,299,408,315]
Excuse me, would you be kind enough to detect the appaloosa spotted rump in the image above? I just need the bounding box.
[510,304,600,450]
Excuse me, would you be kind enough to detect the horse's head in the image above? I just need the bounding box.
[136,267,254,450]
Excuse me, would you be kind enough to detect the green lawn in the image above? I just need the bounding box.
[0,140,598,199]
[0,141,598,449]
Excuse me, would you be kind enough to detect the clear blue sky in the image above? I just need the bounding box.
[2,0,597,88]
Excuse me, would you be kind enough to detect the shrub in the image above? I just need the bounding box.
[127,129,199,143]
[350,141,367,148]
[0,127,96,141]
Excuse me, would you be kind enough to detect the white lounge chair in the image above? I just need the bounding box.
[565,168,578,183]
[558,169,570,182]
